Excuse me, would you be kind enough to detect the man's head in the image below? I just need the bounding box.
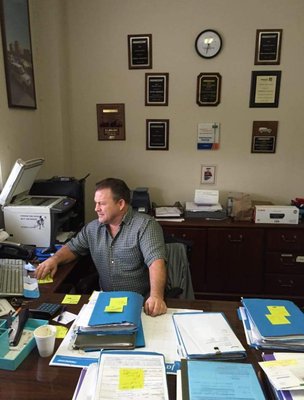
[94,178,130,224]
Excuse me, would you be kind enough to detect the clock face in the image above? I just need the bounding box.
[195,30,222,59]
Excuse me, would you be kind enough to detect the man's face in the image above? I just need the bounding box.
[94,188,123,224]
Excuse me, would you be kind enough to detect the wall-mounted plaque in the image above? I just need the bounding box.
[197,73,221,106]
[145,73,169,106]
[146,119,169,150]
[255,29,282,65]
[97,103,125,141]
[249,71,281,108]
[251,121,278,153]
[128,34,152,69]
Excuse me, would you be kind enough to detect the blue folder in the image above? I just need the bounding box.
[242,298,304,340]
[88,291,143,332]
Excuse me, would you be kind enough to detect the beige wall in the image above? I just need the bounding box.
[0,0,303,222]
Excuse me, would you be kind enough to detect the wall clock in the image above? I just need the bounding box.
[195,29,222,59]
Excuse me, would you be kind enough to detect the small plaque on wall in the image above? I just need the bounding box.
[145,73,169,106]
[249,71,281,108]
[255,29,282,65]
[128,34,152,69]
[97,103,125,140]
[146,119,169,150]
[251,121,278,153]
[197,73,221,106]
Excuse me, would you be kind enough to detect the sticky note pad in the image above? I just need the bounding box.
[266,313,291,325]
[119,368,144,390]
[55,325,68,339]
[267,305,290,317]
[62,294,81,304]
[104,297,128,312]
[38,274,53,284]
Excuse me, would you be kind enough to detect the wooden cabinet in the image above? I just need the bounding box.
[264,228,304,295]
[206,228,264,295]
[160,219,304,301]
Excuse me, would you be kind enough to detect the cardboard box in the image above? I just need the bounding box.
[254,205,299,224]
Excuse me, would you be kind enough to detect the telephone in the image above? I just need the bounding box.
[0,241,35,261]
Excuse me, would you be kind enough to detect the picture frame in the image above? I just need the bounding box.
[146,119,169,150]
[128,34,152,69]
[0,0,37,108]
[201,165,216,185]
[197,73,221,106]
[254,29,282,65]
[249,71,281,108]
[251,121,278,154]
[96,103,125,141]
[145,73,169,106]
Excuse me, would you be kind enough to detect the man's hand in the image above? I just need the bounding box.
[144,296,167,317]
[35,258,58,280]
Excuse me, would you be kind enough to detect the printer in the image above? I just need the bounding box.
[0,158,76,247]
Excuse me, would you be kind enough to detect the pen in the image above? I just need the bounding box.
[57,306,67,322]
[12,307,22,318]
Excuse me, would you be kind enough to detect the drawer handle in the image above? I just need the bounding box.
[278,279,294,288]
[281,234,297,243]
[228,234,243,243]
[280,254,296,266]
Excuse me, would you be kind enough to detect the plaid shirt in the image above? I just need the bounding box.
[67,207,166,296]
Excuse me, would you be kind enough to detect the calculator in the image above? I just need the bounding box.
[29,303,63,320]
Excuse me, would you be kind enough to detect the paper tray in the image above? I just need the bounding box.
[0,318,48,371]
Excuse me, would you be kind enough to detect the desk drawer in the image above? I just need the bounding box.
[264,273,304,295]
[266,229,304,251]
[266,252,304,273]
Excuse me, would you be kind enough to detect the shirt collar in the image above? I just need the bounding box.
[121,206,133,226]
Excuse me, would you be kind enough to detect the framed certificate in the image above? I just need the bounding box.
[146,119,169,150]
[128,34,152,69]
[145,73,169,106]
[251,121,278,153]
[96,103,125,140]
[249,71,281,108]
[197,73,221,106]
[255,29,282,65]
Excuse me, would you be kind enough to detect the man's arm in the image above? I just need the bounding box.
[144,258,167,317]
[35,245,78,280]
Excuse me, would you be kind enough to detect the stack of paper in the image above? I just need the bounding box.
[180,359,266,400]
[73,351,169,400]
[239,298,304,351]
[172,311,246,360]
[261,353,304,400]
[73,291,145,351]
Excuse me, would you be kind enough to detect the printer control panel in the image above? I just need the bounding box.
[52,197,76,213]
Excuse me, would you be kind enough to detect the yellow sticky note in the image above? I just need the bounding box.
[262,359,297,367]
[267,306,290,317]
[119,368,144,390]
[104,305,124,312]
[55,325,68,339]
[62,294,81,304]
[38,274,54,284]
[266,313,291,325]
[109,297,128,307]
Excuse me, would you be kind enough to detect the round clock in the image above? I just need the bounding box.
[195,29,222,59]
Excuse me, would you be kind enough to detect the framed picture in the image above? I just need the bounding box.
[146,119,169,150]
[145,73,169,106]
[201,165,216,184]
[96,103,125,141]
[249,71,281,108]
[254,29,282,65]
[0,0,37,108]
[197,73,221,106]
[251,121,278,153]
[128,34,152,69]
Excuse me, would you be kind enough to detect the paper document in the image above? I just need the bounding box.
[93,351,169,400]
[155,207,182,217]
[194,189,219,205]
[173,312,246,359]
[185,202,223,212]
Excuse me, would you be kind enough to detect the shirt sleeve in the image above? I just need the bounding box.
[139,218,167,267]
[66,224,91,256]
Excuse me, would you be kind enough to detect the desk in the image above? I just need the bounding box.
[0,294,272,400]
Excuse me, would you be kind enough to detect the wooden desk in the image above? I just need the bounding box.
[0,295,272,400]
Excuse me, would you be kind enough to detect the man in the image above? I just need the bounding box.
[35,178,167,317]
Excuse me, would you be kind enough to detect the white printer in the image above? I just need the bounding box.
[0,158,76,247]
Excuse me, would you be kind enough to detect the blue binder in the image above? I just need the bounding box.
[88,291,143,332]
[242,298,304,340]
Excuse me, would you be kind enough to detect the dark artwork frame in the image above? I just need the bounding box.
[196,73,221,106]
[254,29,282,65]
[0,0,37,108]
[128,34,152,69]
[249,71,281,108]
[145,73,169,106]
[146,119,169,150]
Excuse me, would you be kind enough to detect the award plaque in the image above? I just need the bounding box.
[255,29,282,65]
[197,73,221,106]
[249,71,281,108]
[146,119,169,150]
[145,73,169,106]
[97,103,125,141]
[251,121,278,153]
[128,34,152,69]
